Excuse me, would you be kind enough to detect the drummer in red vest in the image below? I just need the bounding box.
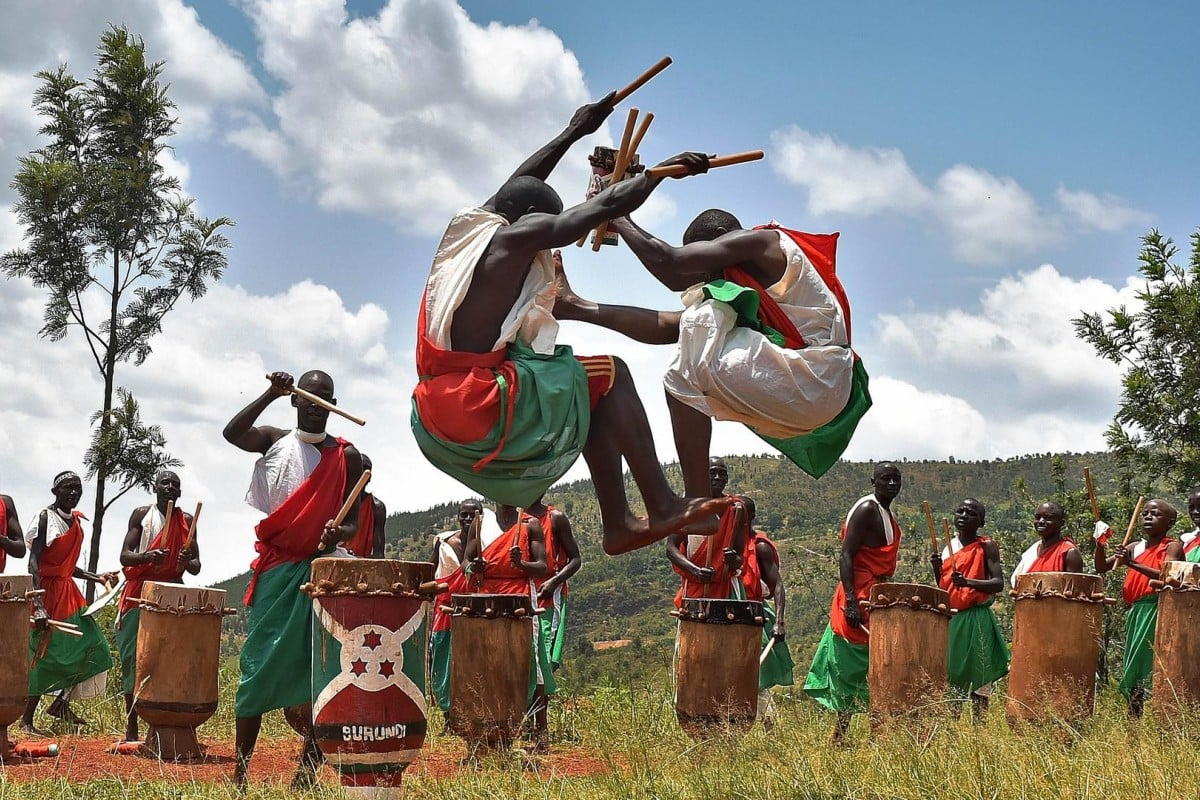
[345,454,386,558]
[1095,498,1184,716]
[223,370,364,789]
[0,491,24,573]
[115,470,199,746]
[1182,487,1200,564]
[553,207,870,500]
[1009,502,1084,585]
[668,457,746,605]
[527,495,580,751]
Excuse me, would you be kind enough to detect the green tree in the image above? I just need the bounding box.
[1,27,232,596]
[1073,229,1200,493]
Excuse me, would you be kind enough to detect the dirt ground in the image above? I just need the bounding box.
[1,736,619,785]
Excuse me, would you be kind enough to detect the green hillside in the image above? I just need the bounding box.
[215,451,1160,688]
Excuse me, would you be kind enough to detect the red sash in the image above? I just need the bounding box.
[346,493,377,557]
[535,506,567,609]
[940,537,993,611]
[674,502,745,606]
[1184,535,1200,556]
[1028,538,1077,573]
[37,511,88,620]
[740,530,779,603]
[431,564,471,635]
[119,507,189,616]
[245,438,349,605]
[1123,538,1173,605]
[830,508,901,645]
[472,518,534,596]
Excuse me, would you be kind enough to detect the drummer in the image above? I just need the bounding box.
[668,458,747,605]
[1183,487,1200,563]
[429,500,481,722]
[115,470,199,746]
[1095,499,1183,716]
[738,497,794,730]
[0,491,24,573]
[345,454,386,558]
[1009,502,1084,585]
[223,370,364,789]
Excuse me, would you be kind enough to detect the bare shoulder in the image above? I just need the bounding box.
[982,538,1003,558]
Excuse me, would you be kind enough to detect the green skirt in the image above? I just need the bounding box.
[538,594,568,672]
[803,624,868,712]
[759,603,795,691]
[235,559,317,718]
[115,608,140,695]
[29,608,113,696]
[1119,594,1158,698]
[947,603,1009,695]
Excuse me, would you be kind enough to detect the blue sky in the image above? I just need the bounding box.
[0,0,1196,581]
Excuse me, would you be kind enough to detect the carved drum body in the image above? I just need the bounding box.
[0,576,33,756]
[448,593,533,749]
[1151,561,1200,720]
[134,581,225,759]
[868,583,950,716]
[674,598,762,739]
[309,558,434,797]
[1006,572,1105,722]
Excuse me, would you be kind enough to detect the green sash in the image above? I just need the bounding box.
[1119,594,1158,698]
[235,558,317,717]
[803,624,869,712]
[115,608,140,695]
[759,602,795,691]
[946,602,1009,695]
[29,608,112,696]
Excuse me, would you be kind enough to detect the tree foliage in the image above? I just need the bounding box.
[1,26,232,592]
[1073,229,1200,492]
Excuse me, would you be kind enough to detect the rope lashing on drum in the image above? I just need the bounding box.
[1007,579,1117,605]
[1150,579,1200,593]
[124,597,238,616]
[299,578,446,599]
[860,595,957,619]
[439,603,545,619]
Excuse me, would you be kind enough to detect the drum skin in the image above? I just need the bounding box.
[1151,561,1200,720]
[868,583,950,717]
[135,581,225,759]
[1006,572,1103,723]
[310,558,434,791]
[449,593,533,748]
[674,598,762,739]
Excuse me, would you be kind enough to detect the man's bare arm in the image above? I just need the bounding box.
[372,498,387,558]
[1,496,24,559]
[223,372,292,454]
[609,220,785,292]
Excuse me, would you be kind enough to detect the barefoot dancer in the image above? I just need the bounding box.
[116,470,199,745]
[410,93,726,555]
[555,210,870,498]
[223,370,364,788]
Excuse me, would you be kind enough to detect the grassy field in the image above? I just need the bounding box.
[5,659,1199,800]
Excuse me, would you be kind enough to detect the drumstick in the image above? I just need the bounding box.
[645,150,764,179]
[759,635,777,665]
[610,56,672,105]
[1084,467,1100,522]
[163,499,174,525]
[590,112,656,251]
[590,108,640,251]
[330,470,372,530]
[943,518,954,567]
[922,501,938,554]
[1119,496,1146,549]
[268,375,366,426]
[184,502,202,552]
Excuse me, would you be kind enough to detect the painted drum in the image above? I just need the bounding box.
[309,558,435,798]
[674,598,763,739]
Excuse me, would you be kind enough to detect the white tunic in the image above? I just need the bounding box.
[665,228,854,438]
[245,430,323,516]
[844,494,899,546]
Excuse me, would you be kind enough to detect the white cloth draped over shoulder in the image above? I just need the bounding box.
[245,430,322,516]
[423,207,559,354]
[664,228,855,439]
[844,494,899,546]
[135,504,166,553]
[1010,541,1041,588]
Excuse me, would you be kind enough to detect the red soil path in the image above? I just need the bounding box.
[1,736,619,785]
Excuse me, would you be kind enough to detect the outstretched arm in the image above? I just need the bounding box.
[608,220,785,292]
[483,93,615,210]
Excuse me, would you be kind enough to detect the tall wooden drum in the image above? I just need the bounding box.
[134,582,226,759]
[1151,561,1200,720]
[0,576,33,757]
[1007,572,1105,722]
[868,583,950,716]
[674,598,762,738]
[449,593,533,749]
[308,558,435,797]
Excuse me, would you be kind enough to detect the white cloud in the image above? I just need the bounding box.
[233,0,619,235]
[770,127,1147,265]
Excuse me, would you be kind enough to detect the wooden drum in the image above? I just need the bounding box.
[1151,561,1200,720]
[307,558,435,797]
[674,598,762,739]
[0,576,33,757]
[868,583,950,716]
[449,593,534,749]
[1007,572,1106,722]
[134,581,226,759]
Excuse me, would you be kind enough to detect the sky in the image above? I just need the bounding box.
[1,0,1197,583]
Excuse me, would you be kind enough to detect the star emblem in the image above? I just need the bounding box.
[362,630,383,650]
[378,659,396,679]
[350,658,368,677]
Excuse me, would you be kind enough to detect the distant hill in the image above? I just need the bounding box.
[215,451,1151,687]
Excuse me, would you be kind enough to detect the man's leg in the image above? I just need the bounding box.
[123,693,138,742]
[284,704,324,788]
[234,715,262,789]
[667,393,714,498]
[553,253,681,344]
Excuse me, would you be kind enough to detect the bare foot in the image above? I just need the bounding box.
[551,250,597,321]
[602,495,733,554]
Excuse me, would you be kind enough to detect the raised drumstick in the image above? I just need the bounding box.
[611,56,672,105]
[184,501,202,552]
[645,150,764,179]
[590,108,641,250]
[590,111,656,251]
[943,518,954,565]
[331,470,372,530]
[1119,496,1146,549]
[1084,467,1100,522]
[268,374,366,426]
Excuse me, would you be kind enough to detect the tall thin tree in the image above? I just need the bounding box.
[2,27,232,597]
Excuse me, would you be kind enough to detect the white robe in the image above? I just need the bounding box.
[665,228,854,438]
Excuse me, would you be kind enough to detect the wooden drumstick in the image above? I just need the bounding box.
[942,518,954,566]
[922,501,938,554]
[759,635,777,665]
[268,374,366,426]
[331,470,372,530]
[1084,467,1100,522]
[163,499,175,528]
[645,150,764,179]
[1119,496,1146,549]
[610,56,672,105]
[590,108,640,251]
[590,111,656,251]
[184,502,202,552]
